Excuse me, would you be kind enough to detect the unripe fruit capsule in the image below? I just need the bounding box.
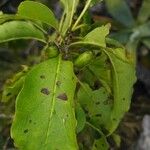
[45,45,59,58]
[74,51,93,68]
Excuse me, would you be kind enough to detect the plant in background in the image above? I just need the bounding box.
[0,0,136,149]
[104,0,150,51]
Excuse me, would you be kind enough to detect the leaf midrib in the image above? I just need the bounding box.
[44,55,61,148]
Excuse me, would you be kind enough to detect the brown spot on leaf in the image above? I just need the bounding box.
[40,75,46,79]
[41,88,50,95]
[24,129,28,134]
[57,93,68,101]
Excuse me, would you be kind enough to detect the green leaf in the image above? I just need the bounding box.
[105,0,134,27]
[75,103,86,133]
[2,78,24,103]
[112,133,121,147]
[84,24,110,47]
[109,30,131,44]
[127,22,150,51]
[2,66,29,103]
[59,0,79,35]
[18,1,58,29]
[11,56,78,149]
[69,24,110,48]
[138,0,150,23]
[75,38,136,134]
[106,38,124,48]
[0,21,46,43]
[87,53,112,93]
[81,52,111,93]
[133,22,150,39]
[77,83,112,131]
[103,47,136,133]
[92,137,109,150]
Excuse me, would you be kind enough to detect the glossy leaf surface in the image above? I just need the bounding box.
[11,56,78,150]
[84,24,110,47]
[18,1,58,29]
[0,21,46,43]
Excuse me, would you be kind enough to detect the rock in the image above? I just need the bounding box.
[136,115,150,150]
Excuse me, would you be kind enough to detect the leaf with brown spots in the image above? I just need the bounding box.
[11,56,78,149]
[77,83,112,132]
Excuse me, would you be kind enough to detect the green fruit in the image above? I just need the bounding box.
[45,45,59,58]
[74,51,93,68]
